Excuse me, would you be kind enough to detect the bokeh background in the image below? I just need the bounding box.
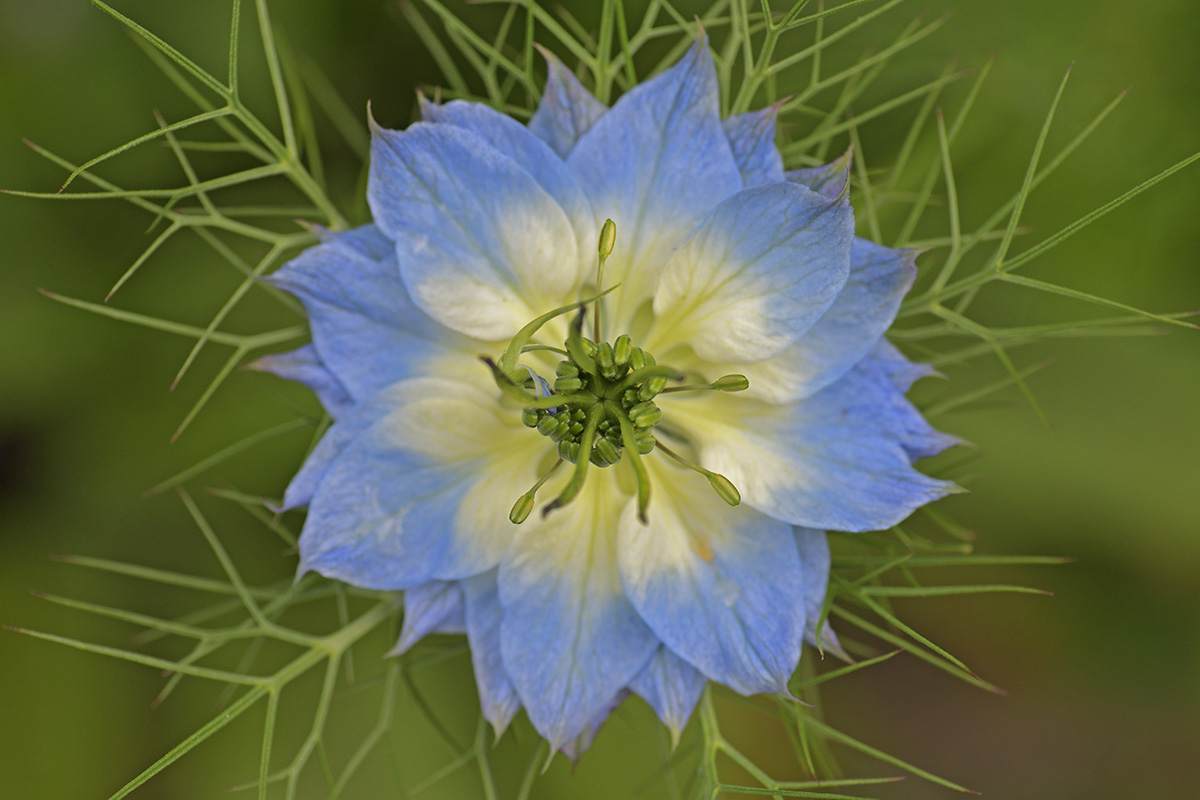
[2,1,1197,798]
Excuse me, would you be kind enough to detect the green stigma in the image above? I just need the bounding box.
[483,219,748,525]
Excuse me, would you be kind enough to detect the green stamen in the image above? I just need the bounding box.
[658,373,750,394]
[594,218,616,342]
[655,439,742,507]
[510,459,564,524]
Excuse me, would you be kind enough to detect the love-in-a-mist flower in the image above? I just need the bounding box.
[256,37,958,755]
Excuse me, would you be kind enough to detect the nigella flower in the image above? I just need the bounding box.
[256,37,958,754]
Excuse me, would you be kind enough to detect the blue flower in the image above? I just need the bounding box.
[256,38,957,754]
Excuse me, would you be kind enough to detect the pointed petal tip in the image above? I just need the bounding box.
[487,714,513,742]
[383,637,408,659]
[292,561,312,590]
[365,100,384,135]
[531,40,556,65]
[415,90,433,119]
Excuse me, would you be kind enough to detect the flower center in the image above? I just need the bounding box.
[523,334,662,468]
[483,220,747,525]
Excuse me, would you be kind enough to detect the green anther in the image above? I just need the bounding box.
[596,342,617,380]
[715,374,750,392]
[592,436,621,466]
[629,401,661,428]
[598,218,617,259]
[551,418,572,442]
[558,439,573,461]
[706,472,741,506]
[537,415,559,437]
[638,376,668,401]
[613,334,632,368]
[556,362,579,378]
[569,420,585,436]
[555,375,584,393]
[594,219,617,343]
[521,408,540,427]
[628,347,651,371]
[510,493,536,524]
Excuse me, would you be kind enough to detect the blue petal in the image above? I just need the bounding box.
[651,183,853,364]
[786,148,852,200]
[298,379,529,589]
[860,340,962,460]
[559,690,627,763]
[278,374,410,511]
[388,580,466,656]
[618,461,805,696]
[870,337,941,392]
[527,47,607,158]
[722,104,785,187]
[708,237,918,403]
[368,120,583,340]
[628,646,707,745]
[793,528,845,657]
[248,344,352,418]
[462,571,522,737]
[672,351,959,532]
[498,478,659,750]
[420,98,598,260]
[566,36,742,330]
[268,225,480,402]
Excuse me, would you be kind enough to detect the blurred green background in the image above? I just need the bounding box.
[2,1,1197,798]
